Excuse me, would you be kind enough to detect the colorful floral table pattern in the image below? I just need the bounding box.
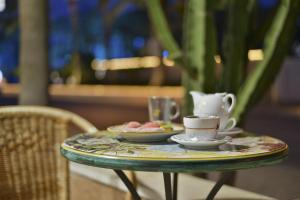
[61,131,287,162]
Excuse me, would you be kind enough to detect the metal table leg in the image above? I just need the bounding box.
[221,171,237,186]
[163,173,173,200]
[206,172,232,200]
[173,173,178,200]
[114,170,141,200]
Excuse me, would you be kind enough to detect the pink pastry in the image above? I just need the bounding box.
[126,121,141,128]
[141,122,160,128]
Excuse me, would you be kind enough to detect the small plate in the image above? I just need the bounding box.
[107,124,184,142]
[171,133,228,150]
[218,127,243,137]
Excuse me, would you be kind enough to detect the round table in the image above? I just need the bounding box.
[60,131,288,200]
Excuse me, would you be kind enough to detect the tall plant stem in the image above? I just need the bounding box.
[221,0,255,94]
[183,0,217,93]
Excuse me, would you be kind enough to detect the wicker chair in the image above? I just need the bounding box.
[0,106,97,200]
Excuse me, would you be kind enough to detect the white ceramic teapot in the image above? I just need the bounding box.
[189,91,236,130]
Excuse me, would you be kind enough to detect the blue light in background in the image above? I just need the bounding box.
[49,0,69,21]
[132,36,145,49]
[107,0,120,11]
[110,33,124,58]
[259,0,278,9]
[78,0,99,13]
[93,44,106,59]
[162,50,169,58]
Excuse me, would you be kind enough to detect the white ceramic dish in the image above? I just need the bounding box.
[218,127,243,137]
[107,124,184,142]
[170,133,228,150]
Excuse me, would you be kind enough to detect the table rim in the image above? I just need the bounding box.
[60,142,288,162]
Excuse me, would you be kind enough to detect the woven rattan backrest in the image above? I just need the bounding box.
[0,106,97,200]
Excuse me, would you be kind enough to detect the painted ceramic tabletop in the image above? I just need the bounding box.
[61,131,288,172]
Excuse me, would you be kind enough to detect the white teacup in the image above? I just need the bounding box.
[190,91,236,130]
[183,115,220,129]
[183,115,220,140]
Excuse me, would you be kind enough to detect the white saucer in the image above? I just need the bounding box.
[170,133,228,150]
[218,127,243,137]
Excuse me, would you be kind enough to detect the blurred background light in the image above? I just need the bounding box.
[0,69,3,83]
[162,57,175,67]
[162,50,169,58]
[91,56,161,71]
[90,49,264,71]
[0,0,5,12]
[248,49,264,61]
[214,55,222,64]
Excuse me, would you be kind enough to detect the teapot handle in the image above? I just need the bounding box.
[223,94,236,114]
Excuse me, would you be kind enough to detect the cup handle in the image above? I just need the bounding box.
[223,117,236,130]
[223,93,236,114]
[170,99,180,120]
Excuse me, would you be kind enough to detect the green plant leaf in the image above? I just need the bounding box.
[233,0,300,123]
[145,0,182,59]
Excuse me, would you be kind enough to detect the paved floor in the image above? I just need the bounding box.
[71,173,125,200]
[235,164,300,200]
